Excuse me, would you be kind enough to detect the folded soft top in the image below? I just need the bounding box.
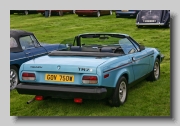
[48,51,122,57]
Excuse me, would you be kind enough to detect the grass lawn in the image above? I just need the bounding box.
[10,12,170,116]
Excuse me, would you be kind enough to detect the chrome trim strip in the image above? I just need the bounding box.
[103,62,132,73]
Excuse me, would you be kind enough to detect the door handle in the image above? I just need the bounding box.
[132,57,136,61]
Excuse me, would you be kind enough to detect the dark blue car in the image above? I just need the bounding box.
[10,29,67,90]
[115,10,140,18]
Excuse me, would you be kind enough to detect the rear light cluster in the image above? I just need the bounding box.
[22,72,36,80]
[82,76,98,84]
[35,96,43,101]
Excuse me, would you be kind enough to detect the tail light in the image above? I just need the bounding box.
[35,96,43,101]
[74,98,83,103]
[22,72,36,80]
[82,76,98,84]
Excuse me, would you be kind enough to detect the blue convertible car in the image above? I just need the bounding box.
[16,33,164,107]
[10,29,67,90]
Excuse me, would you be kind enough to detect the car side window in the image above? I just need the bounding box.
[119,38,137,54]
[19,36,35,50]
[30,35,40,47]
[10,37,18,48]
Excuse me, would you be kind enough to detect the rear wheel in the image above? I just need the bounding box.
[24,10,28,15]
[108,76,127,107]
[137,25,142,28]
[10,66,19,90]
[147,58,160,81]
[72,10,75,14]
[58,10,63,16]
[97,11,100,17]
[109,10,113,15]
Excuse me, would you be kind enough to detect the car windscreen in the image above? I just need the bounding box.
[80,34,138,54]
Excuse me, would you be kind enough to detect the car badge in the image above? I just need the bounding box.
[57,65,61,70]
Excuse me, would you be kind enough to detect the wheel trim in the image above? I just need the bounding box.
[10,69,18,89]
[154,62,159,79]
[119,81,126,103]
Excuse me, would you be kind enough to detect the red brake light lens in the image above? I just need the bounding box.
[35,96,43,101]
[22,72,36,80]
[82,76,98,84]
[74,98,83,103]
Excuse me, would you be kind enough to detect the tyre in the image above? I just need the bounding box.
[58,10,63,16]
[109,76,128,107]
[24,10,28,15]
[10,66,19,90]
[97,11,100,17]
[72,10,75,14]
[136,25,142,28]
[45,10,50,17]
[147,58,160,81]
[165,22,170,28]
[109,10,113,15]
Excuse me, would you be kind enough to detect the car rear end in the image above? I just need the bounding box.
[16,54,114,100]
[136,10,165,26]
[75,10,97,16]
[116,10,139,17]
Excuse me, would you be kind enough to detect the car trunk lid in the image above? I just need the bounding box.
[23,55,111,74]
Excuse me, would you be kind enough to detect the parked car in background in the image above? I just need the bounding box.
[10,29,67,90]
[16,33,164,107]
[75,10,113,17]
[10,10,38,15]
[37,10,75,17]
[115,10,140,18]
[136,10,170,28]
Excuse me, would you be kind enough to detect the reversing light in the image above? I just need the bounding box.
[82,76,98,84]
[22,72,36,80]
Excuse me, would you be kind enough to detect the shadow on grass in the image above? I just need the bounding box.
[136,25,170,29]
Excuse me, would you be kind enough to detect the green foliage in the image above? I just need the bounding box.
[10,13,170,116]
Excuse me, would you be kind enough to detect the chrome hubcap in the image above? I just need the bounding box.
[10,69,18,89]
[154,62,159,79]
[119,81,126,103]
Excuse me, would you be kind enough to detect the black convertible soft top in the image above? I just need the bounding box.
[10,29,35,53]
[48,51,122,57]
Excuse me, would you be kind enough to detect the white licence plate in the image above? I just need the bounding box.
[143,20,157,23]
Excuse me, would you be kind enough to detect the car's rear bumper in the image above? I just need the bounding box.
[116,13,137,17]
[116,11,138,17]
[136,23,165,26]
[16,83,113,100]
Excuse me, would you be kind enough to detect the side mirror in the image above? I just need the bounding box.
[139,45,145,51]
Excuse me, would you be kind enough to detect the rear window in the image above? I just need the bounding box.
[10,37,18,48]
